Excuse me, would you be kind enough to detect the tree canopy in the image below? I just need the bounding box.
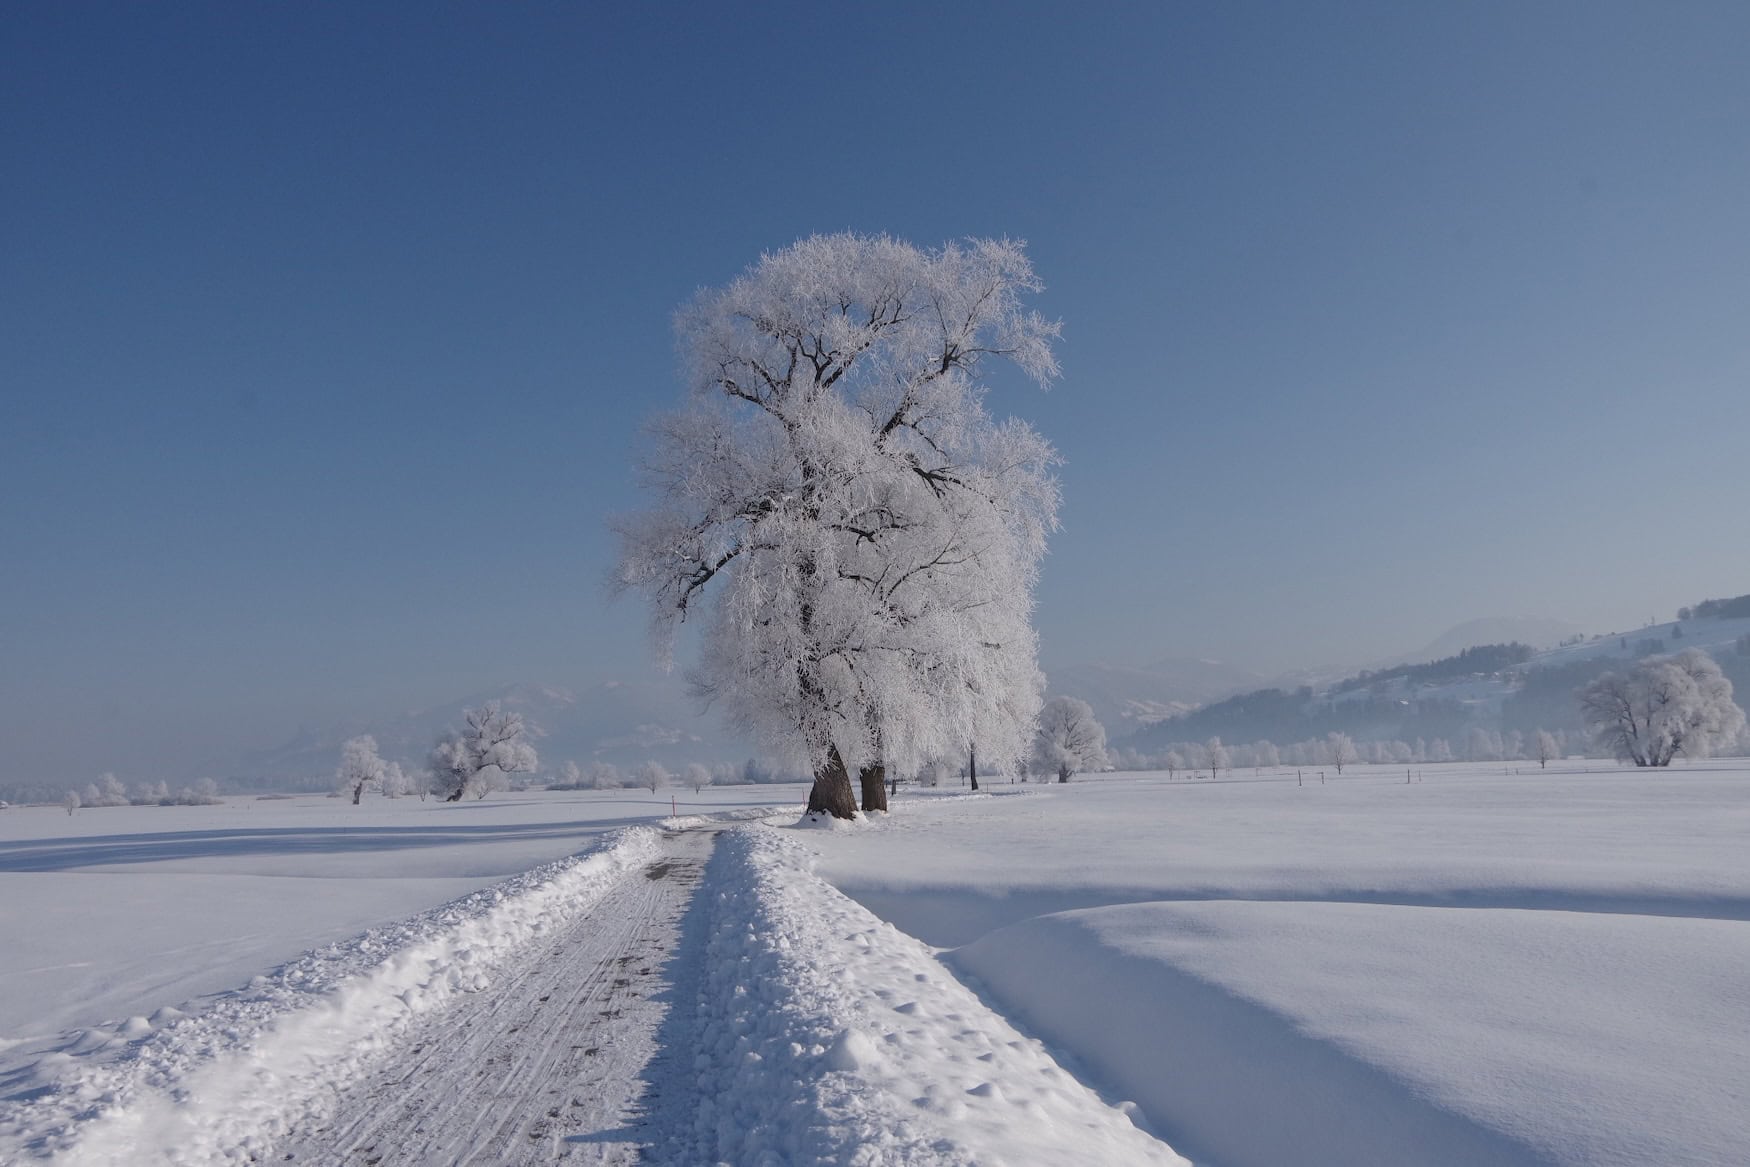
[616,234,1060,816]
[1577,649,1745,766]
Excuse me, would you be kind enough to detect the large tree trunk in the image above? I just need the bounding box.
[807,746,859,819]
[859,763,888,813]
[968,742,978,792]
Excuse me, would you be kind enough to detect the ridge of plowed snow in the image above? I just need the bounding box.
[0,827,661,1165]
[648,825,1186,1166]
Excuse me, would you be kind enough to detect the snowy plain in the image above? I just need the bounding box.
[818,763,1750,1167]
[2,762,1746,1165]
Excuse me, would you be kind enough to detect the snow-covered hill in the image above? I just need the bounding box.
[1122,608,1750,751]
[1387,616,1584,668]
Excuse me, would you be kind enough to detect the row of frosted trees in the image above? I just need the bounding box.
[1109,728,1581,776]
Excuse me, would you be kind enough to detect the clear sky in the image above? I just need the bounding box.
[4,2,1748,780]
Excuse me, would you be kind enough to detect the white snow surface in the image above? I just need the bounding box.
[9,765,1750,1165]
[2,826,664,1163]
[2,790,1182,1165]
[813,765,1750,1167]
[0,786,803,1041]
[649,825,1182,1165]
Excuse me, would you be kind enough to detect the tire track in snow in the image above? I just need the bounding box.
[271,828,715,1166]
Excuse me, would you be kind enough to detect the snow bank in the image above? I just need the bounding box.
[651,826,1184,1166]
[0,827,661,1165]
[954,901,1750,1167]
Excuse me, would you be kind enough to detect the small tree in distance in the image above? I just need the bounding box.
[1033,696,1108,782]
[337,735,387,805]
[685,762,712,794]
[430,703,539,801]
[1327,732,1358,774]
[636,760,670,794]
[1535,730,1559,769]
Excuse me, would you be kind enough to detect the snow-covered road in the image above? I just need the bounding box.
[272,826,715,1166]
[6,812,1180,1165]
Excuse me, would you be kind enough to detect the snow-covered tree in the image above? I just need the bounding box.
[615,234,1060,819]
[1535,729,1559,769]
[1327,732,1357,774]
[555,760,584,789]
[337,735,387,805]
[430,703,539,801]
[1465,727,1501,763]
[78,772,129,807]
[1163,749,1184,779]
[587,761,622,790]
[1033,696,1107,782]
[636,760,669,794]
[380,761,409,798]
[1204,737,1230,778]
[1252,740,1280,769]
[684,762,713,793]
[1578,649,1746,767]
[63,790,80,815]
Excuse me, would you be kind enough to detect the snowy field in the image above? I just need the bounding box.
[3,762,1747,1165]
[0,786,801,1042]
[817,762,1750,1167]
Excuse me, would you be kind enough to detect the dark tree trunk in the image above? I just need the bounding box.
[444,782,465,802]
[1058,764,1070,783]
[968,743,978,792]
[859,763,888,813]
[807,746,859,819]
[352,783,363,805]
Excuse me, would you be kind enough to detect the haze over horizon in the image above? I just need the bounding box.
[5,3,1747,781]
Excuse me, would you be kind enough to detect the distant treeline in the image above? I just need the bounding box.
[1331,642,1534,694]
[1679,593,1750,621]
[1129,686,1477,753]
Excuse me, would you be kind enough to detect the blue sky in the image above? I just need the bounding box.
[4,2,1748,779]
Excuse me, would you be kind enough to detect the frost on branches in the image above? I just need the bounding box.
[429,703,539,801]
[615,234,1061,818]
[1033,696,1108,782]
[1577,649,1746,767]
[337,735,387,805]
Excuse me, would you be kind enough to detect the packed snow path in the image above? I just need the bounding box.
[4,814,1181,1165]
[273,826,714,1165]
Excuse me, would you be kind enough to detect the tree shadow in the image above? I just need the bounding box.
[0,815,661,872]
